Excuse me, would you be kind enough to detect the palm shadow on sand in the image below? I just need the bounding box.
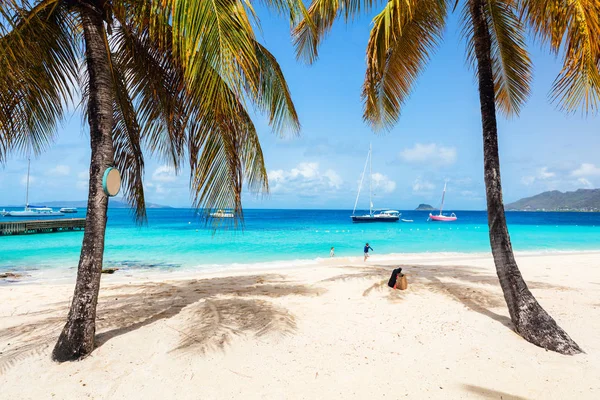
[461,384,530,400]
[0,274,324,372]
[324,263,573,330]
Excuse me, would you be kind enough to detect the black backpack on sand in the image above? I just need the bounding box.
[387,267,403,288]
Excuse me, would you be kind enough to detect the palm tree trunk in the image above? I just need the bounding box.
[52,5,115,362]
[468,0,582,355]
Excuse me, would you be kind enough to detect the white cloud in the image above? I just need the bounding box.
[460,190,478,198]
[412,178,435,193]
[268,162,344,195]
[147,166,186,196]
[20,174,36,186]
[47,165,70,176]
[521,167,556,186]
[152,165,178,182]
[323,169,343,189]
[577,178,593,188]
[78,170,89,180]
[372,172,396,193]
[76,169,89,190]
[399,143,457,166]
[538,167,555,179]
[289,162,319,179]
[571,163,600,178]
[521,176,535,186]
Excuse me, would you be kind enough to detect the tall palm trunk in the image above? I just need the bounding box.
[52,5,115,362]
[468,0,582,355]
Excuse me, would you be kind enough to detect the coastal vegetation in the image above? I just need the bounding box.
[0,0,300,361]
[294,0,599,354]
[415,204,435,211]
[507,189,600,212]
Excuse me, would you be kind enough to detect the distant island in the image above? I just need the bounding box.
[4,198,171,209]
[415,203,436,211]
[506,189,600,212]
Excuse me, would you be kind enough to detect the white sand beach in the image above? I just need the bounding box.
[1,251,599,399]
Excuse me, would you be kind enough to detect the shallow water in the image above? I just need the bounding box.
[1,209,600,279]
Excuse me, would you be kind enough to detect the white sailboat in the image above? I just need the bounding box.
[428,181,457,222]
[351,144,400,223]
[3,158,64,217]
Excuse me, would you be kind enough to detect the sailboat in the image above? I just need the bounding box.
[3,158,64,217]
[351,144,400,223]
[428,182,457,222]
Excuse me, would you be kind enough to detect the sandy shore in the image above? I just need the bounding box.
[1,251,599,399]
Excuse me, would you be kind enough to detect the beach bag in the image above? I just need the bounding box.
[395,274,408,290]
[387,268,403,288]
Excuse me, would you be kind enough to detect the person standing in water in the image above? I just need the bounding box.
[330,247,335,257]
[363,243,373,261]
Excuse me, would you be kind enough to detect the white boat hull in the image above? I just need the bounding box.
[5,211,64,217]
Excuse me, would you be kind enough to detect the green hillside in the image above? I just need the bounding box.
[506,189,600,211]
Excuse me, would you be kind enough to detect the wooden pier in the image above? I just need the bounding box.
[0,218,86,236]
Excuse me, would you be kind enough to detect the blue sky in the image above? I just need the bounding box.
[1,7,598,210]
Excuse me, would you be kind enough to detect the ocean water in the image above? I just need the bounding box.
[1,209,600,279]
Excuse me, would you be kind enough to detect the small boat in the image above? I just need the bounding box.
[59,208,78,213]
[352,209,401,223]
[4,206,64,217]
[3,158,64,217]
[401,219,414,223]
[210,209,234,218]
[351,144,400,223]
[2,158,64,218]
[428,182,457,222]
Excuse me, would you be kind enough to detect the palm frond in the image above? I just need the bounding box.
[0,0,79,162]
[293,0,382,63]
[251,41,301,135]
[169,0,259,94]
[362,0,447,130]
[110,54,147,223]
[110,20,186,171]
[520,0,600,113]
[185,63,268,226]
[112,6,269,225]
[463,0,532,116]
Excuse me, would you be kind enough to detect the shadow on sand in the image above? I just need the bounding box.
[461,383,530,399]
[325,263,572,330]
[0,274,324,373]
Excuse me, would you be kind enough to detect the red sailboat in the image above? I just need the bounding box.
[428,182,457,222]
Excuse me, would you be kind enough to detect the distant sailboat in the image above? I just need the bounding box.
[351,144,400,223]
[428,182,457,222]
[3,158,64,218]
[210,209,234,218]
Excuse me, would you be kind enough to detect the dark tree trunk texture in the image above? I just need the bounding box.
[52,4,115,362]
[468,0,582,355]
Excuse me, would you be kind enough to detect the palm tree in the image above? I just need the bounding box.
[0,0,300,361]
[294,0,600,354]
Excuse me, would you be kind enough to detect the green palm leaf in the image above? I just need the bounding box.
[0,0,79,160]
[520,0,600,113]
[293,0,382,64]
[362,0,447,130]
[463,0,532,116]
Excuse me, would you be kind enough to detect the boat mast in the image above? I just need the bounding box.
[439,181,447,216]
[25,157,31,209]
[353,146,371,216]
[369,143,372,216]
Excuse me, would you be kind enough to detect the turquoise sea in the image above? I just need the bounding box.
[2,209,600,280]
